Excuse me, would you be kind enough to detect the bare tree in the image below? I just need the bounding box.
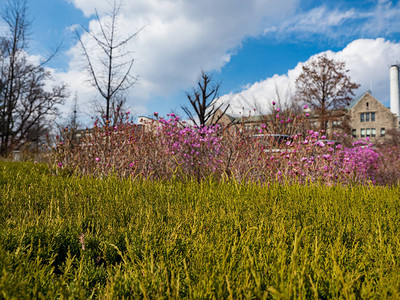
[90,93,130,126]
[76,0,139,124]
[0,0,68,155]
[55,93,81,142]
[182,71,229,127]
[295,54,360,132]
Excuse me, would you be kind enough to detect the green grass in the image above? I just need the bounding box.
[1,162,400,298]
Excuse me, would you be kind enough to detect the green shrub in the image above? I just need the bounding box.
[1,162,400,298]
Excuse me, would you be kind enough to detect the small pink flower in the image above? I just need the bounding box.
[95,157,100,162]
[129,163,134,167]
[303,104,308,109]
[305,113,309,117]
[58,163,63,168]
[272,101,276,105]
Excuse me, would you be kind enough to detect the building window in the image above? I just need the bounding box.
[366,128,371,137]
[352,129,356,138]
[381,128,386,137]
[371,128,376,137]
[361,112,375,122]
[361,128,365,137]
[366,102,369,108]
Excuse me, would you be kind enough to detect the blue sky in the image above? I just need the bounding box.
[3,0,400,124]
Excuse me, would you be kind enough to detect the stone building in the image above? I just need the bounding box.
[346,91,399,141]
[206,109,267,133]
[209,91,399,143]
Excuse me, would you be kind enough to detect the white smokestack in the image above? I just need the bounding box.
[390,65,400,117]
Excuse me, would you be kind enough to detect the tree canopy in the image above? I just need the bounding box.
[295,54,360,131]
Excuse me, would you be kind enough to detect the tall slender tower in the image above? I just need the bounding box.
[390,65,400,117]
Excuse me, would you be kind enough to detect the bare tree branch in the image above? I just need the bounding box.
[182,71,229,128]
[75,0,139,124]
[0,0,68,155]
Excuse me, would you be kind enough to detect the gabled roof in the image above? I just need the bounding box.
[347,90,371,110]
[222,113,266,124]
[223,112,237,122]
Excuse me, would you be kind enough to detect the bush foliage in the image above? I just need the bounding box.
[1,162,400,298]
[54,109,400,185]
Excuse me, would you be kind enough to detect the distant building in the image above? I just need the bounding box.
[346,91,399,141]
[209,91,400,143]
[137,116,162,132]
[206,109,266,133]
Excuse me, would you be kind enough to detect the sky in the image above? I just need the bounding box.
[2,0,400,125]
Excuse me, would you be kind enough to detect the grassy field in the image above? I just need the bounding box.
[1,162,400,298]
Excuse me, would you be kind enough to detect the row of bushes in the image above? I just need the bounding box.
[54,110,400,185]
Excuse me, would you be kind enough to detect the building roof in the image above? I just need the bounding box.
[347,90,371,110]
[222,113,266,124]
[223,112,237,122]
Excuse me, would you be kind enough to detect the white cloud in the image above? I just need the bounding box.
[263,6,362,38]
[264,1,400,40]
[59,0,299,116]
[219,38,400,116]
[362,0,400,36]
[58,0,400,120]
